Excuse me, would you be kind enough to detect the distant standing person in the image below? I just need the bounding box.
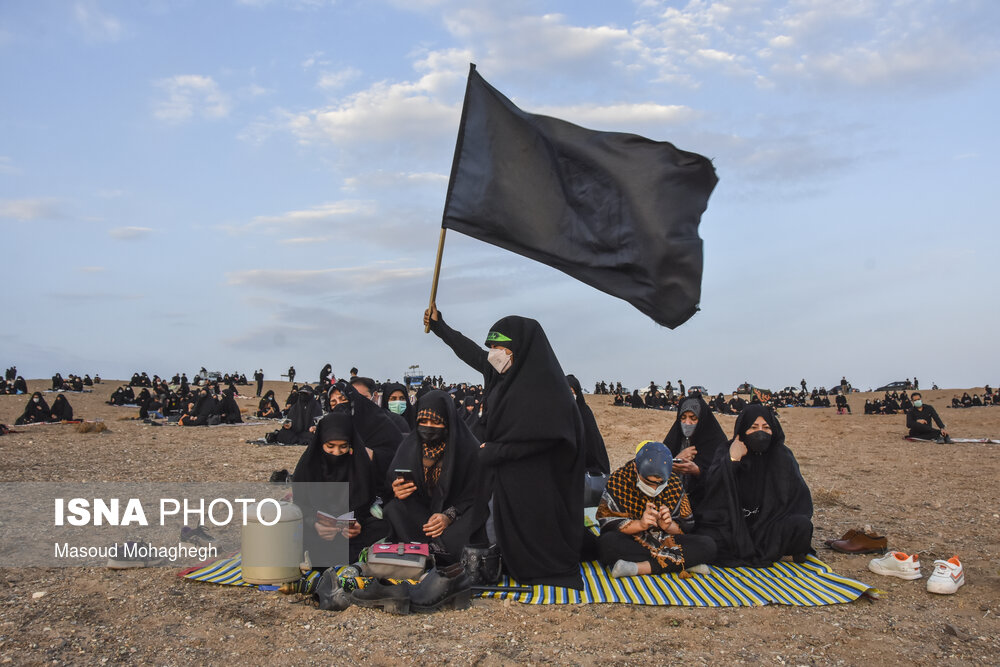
[800,378,807,392]
[840,376,848,395]
[906,392,951,443]
[913,377,919,390]
[254,369,264,397]
[288,366,296,384]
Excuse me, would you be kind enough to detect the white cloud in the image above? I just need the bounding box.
[317,67,361,90]
[531,102,698,130]
[341,170,448,191]
[0,198,62,221]
[632,0,1000,91]
[74,1,123,42]
[108,226,153,240]
[249,201,376,229]
[153,75,231,124]
[288,74,462,148]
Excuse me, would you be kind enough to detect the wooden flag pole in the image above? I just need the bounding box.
[424,227,447,333]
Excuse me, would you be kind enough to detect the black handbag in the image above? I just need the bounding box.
[460,544,502,586]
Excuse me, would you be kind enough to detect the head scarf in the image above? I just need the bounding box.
[386,390,483,515]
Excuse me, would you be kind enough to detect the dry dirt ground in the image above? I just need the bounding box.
[1,381,998,665]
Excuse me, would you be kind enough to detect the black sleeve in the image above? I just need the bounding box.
[927,406,945,429]
[430,315,496,382]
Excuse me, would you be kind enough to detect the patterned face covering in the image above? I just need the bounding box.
[417,407,447,487]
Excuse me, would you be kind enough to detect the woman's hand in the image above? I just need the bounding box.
[315,522,338,541]
[343,521,362,539]
[392,477,417,500]
[423,304,440,329]
[729,438,748,462]
[640,502,660,530]
[657,507,682,534]
[423,513,452,538]
[677,445,697,461]
[672,460,700,476]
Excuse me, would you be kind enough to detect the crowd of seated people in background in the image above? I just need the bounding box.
[949,388,998,408]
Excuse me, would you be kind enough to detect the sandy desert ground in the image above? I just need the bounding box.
[0,381,998,665]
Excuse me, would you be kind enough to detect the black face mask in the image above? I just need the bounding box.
[744,431,772,454]
[322,451,348,468]
[417,425,447,447]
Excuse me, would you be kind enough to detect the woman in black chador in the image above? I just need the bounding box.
[426,305,585,589]
[384,390,487,564]
[293,408,390,565]
[661,395,728,512]
[50,394,74,421]
[695,404,814,566]
[15,392,50,425]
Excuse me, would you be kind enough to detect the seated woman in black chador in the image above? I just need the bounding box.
[15,392,51,425]
[629,389,644,408]
[696,405,814,566]
[217,388,243,424]
[662,395,728,510]
[597,441,716,577]
[256,390,281,418]
[270,386,322,444]
[293,408,390,565]
[384,390,487,564]
[179,387,216,426]
[379,381,414,434]
[12,377,28,395]
[50,394,74,422]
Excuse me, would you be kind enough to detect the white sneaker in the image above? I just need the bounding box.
[868,551,922,580]
[926,556,965,594]
[686,564,710,575]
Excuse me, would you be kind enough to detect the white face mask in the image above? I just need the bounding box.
[636,476,669,497]
[487,347,512,374]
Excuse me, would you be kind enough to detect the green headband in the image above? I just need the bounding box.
[486,331,512,343]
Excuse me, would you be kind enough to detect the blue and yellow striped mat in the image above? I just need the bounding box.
[182,553,877,607]
[481,556,877,607]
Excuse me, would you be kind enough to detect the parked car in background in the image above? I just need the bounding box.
[875,381,910,392]
[735,383,755,395]
[688,385,708,397]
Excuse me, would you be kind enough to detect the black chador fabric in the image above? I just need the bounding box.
[384,390,487,562]
[16,393,50,425]
[567,374,610,475]
[461,397,486,440]
[275,389,322,444]
[430,312,585,589]
[662,396,728,508]
[379,381,415,433]
[218,390,242,424]
[441,65,717,329]
[695,405,813,567]
[257,390,280,418]
[183,391,216,426]
[293,408,388,565]
[50,394,74,421]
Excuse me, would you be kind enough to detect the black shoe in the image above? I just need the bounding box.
[350,579,411,614]
[313,569,351,611]
[409,562,471,613]
[944,435,953,444]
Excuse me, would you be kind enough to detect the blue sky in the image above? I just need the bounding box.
[2,0,998,392]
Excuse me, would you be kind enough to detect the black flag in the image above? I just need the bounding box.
[442,65,717,329]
